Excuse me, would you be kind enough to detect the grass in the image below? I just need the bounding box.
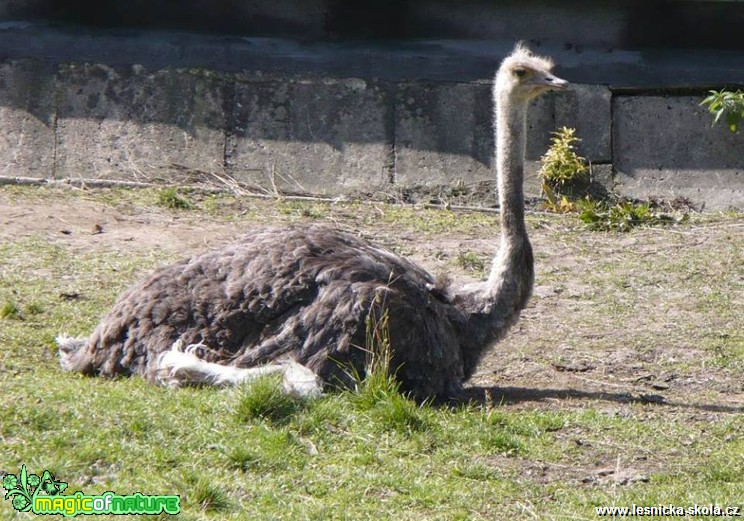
[157,187,194,210]
[233,375,303,425]
[1,300,21,319]
[455,251,487,274]
[1,185,742,519]
[576,198,685,232]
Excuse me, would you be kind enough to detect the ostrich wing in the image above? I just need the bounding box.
[79,224,466,396]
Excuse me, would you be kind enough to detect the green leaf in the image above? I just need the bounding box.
[19,465,27,493]
[6,487,33,513]
[704,89,744,132]
[713,109,724,124]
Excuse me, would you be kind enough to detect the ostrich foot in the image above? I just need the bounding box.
[282,361,323,399]
[156,341,323,399]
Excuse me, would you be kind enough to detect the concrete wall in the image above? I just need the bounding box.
[0,54,741,210]
[614,96,744,210]
[0,0,742,211]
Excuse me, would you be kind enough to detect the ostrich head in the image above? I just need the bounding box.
[495,43,568,101]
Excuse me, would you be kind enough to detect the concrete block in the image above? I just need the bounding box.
[555,84,612,162]
[591,163,614,186]
[394,82,574,198]
[227,76,391,194]
[0,59,56,179]
[394,81,494,188]
[54,64,227,181]
[525,93,557,161]
[613,96,744,210]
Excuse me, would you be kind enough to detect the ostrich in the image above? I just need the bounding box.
[58,44,568,400]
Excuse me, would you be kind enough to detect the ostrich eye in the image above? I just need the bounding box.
[514,68,527,78]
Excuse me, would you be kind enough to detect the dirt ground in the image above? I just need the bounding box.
[2,186,742,422]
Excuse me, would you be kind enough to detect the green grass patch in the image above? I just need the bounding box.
[455,250,487,274]
[577,198,685,232]
[233,375,303,425]
[277,200,329,219]
[1,299,21,319]
[179,472,232,512]
[1,185,743,519]
[156,188,194,210]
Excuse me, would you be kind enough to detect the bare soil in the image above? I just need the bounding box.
[2,186,742,422]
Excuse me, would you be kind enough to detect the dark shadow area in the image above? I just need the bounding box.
[46,0,324,38]
[627,1,744,51]
[7,0,743,51]
[456,386,744,415]
[325,0,409,40]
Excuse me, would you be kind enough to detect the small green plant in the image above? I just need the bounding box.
[24,302,44,316]
[1,300,21,320]
[701,89,744,132]
[157,188,194,210]
[576,198,682,232]
[355,302,397,402]
[538,127,590,205]
[455,251,486,274]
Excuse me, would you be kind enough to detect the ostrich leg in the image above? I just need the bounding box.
[156,341,323,398]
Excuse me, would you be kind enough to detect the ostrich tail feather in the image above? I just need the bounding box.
[56,334,89,373]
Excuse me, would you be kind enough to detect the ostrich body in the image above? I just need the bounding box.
[58,45,568,400]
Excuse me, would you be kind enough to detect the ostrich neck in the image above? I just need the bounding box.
[455,90,535,378]
[486,93,533,293]
[452,89,535,381]
[495,95,528,245]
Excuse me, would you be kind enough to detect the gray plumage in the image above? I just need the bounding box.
[58,44,568,400]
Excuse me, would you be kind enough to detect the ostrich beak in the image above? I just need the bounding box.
[543,74,569,91]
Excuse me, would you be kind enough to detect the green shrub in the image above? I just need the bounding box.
[701,89,744,132]
[538,127,590,202]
